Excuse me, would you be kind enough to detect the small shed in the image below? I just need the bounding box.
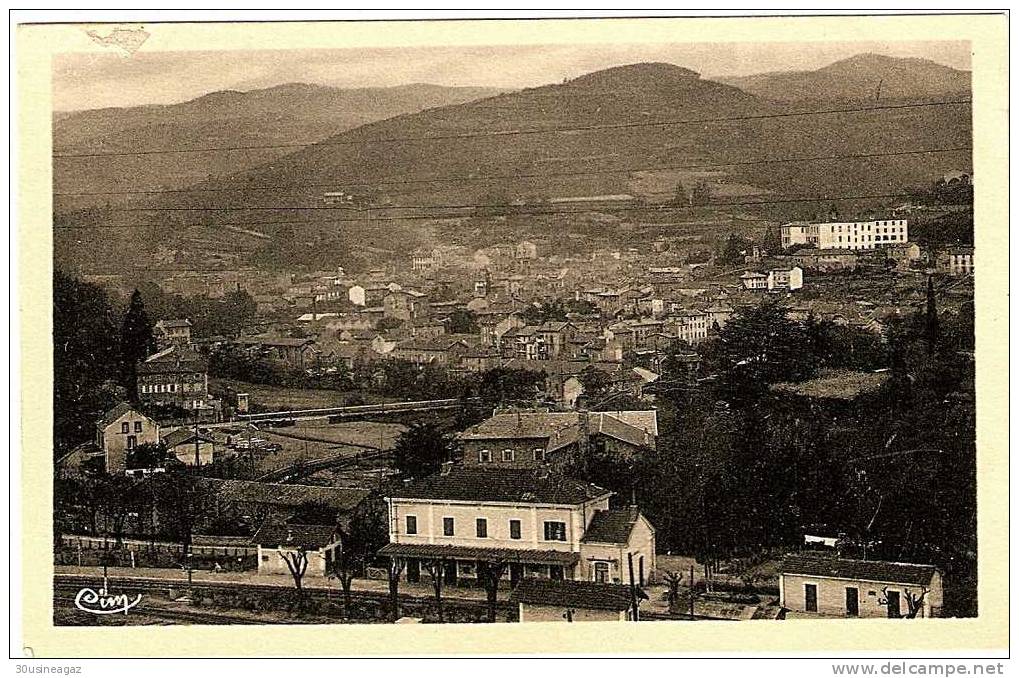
[252,523,343,578]
[510,579,634,622]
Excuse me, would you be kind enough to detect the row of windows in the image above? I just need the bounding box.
[478,448,545,463]
[405,515,566,541]
[120,421,144,433]
[140,383,204,394]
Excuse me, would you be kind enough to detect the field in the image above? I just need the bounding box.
[195,419,406,480]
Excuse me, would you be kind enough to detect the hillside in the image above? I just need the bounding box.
[718,54,971,103]
[54,60,972,275]
[52,82,505,210]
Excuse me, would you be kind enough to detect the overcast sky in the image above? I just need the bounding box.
[53,40,972,112]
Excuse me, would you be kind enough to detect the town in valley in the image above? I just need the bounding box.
[51,45,976,625]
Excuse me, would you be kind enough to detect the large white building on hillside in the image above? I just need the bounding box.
[782,219,909,251]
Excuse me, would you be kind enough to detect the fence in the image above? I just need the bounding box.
[56,534,258,571]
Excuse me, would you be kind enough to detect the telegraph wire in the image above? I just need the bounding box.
[52,146,972,199]
[52,99,972,159]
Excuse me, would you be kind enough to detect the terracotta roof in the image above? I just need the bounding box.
[594,415,652,449]
[461,410,657,440]
[781,554,937,586]
[253,523,339,550]
[460,413,580,441]
[387,467,611,505]
[510,579,633,611]
[581,507,641,544]
[378,542,579,566]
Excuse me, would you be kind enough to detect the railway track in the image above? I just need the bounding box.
[256,449,390,483]
[238,398,471,424]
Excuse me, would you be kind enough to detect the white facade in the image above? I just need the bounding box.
[782,219,909,251]
[389,497,609,556]
[385,495,656,584]
[768,267,804,292]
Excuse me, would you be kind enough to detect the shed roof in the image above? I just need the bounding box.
[781,554,937,586]
[253,523,339,550]
[510,579,632,611]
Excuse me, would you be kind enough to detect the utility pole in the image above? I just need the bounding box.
[194,408,201,468]
[627,552,639,622]
[689,564,695,619]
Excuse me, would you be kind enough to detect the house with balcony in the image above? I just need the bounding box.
[379,463,655,588]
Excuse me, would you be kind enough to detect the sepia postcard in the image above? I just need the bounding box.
[13,12,1010,660]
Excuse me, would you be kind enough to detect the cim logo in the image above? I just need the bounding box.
[73,587,142,615]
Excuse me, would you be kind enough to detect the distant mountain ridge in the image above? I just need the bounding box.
[54,57,972,275]
[717,53,971,102]
[53,82,506,208]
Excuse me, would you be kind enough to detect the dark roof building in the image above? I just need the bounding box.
[511,579,633,611]
[388,466,610,506]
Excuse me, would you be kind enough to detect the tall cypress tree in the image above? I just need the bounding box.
[120,289,155,396]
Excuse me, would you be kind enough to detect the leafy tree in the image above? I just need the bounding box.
[392,423,457,479]
[53,271,123,455]
[577,366,613,404]
[119,289,155,393]
[717,233,750,266]
[474,367,545,409]
[670,183,690,207]
[150,471,213,555]
[446,309,479,334]
[376,316,403,331]
[690,180,713,206]
[126,442,170,470]
[700,300,814,405]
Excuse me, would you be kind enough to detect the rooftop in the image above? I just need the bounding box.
[386,466,611,505]
[459,410,658,445]
[253,523,339,550]
[161,429,215,448]
[781,554,937,586]
[510,579,633,611]
[97,402,147,428]
[581,507,642,544]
